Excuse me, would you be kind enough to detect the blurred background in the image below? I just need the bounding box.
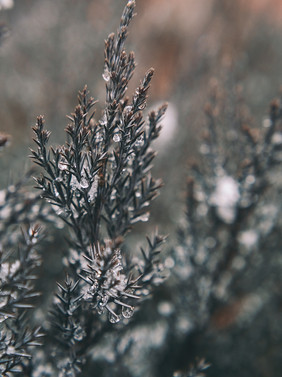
[1,0,282,229]
[1,1,282,376]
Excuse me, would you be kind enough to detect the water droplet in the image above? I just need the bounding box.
[124,105,132,114]
[122,305,134,319]
[102,69,110,82]
[127,153,135,161]
[73,326,85,341]
[135,135,143,146]
[75,190,81,198]
[100,295,109,306]
[97,305,104,315]
[109,312,121,324]
[113,133,121,142]
[58,158,68,171]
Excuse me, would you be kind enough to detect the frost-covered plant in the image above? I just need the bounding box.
[0,224,44,376]
[174,81,282,321]
[160,80,282,376]
[29,0,166,375]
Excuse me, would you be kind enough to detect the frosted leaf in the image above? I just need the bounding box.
[210,175,240,224]
[122,305,134,319]
[109,313,121,323]
[113,133,121,142]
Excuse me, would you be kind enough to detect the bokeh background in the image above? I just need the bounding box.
[1,1,282,376]
[2,0,282,223]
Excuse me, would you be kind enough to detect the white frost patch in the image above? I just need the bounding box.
[210,175,240,224]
